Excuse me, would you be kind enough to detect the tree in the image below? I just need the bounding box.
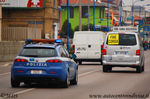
[60,20,74,38]
[74,24,100,31]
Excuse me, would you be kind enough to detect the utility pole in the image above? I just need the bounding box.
[88,0,90,30]
[107,0,109,32]
[93,0,95,31]
[139,6,141,35]
[58,0,62,39]
[67,0,69,52]
[79,0,82,31]
[144,11,147,42]
[131,0,134,25]
[120,0,122,26]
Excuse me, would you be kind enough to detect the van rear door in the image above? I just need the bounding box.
[105,33,139,63]
[74,34,88,59]
[87,33,103,59]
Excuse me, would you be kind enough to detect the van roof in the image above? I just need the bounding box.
[107,32,137,35]
[75,31,104,34]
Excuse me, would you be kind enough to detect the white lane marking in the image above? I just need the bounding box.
[9,70,99,95]
[1,63,12,67]
[2,63,10,67]
[79,70,99,77]
[13,88,35,95]
[0,72,10,76]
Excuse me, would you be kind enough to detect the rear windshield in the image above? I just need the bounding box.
[106,34,137,46]
[19,47,57,57]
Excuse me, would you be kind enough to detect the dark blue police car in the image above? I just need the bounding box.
[11,39,78,88]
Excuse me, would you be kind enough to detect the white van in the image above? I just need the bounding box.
[73,31,105,64]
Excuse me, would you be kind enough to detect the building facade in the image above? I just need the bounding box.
[1,0,59,40]
[61,0,114,31]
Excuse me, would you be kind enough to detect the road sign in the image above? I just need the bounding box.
[113,26,138,32]
[108,34,119,45]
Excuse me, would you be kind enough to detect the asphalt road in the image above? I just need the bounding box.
[0,50,150,99]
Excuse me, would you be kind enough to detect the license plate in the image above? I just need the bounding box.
[115,51,128,55]
[31,70,42,74]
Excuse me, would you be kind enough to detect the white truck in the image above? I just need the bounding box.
[72,31,105,65]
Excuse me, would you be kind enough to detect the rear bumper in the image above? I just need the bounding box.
[102,55,141,66]
[75,58,102,62]
[102,60,141,67]
[11,66,67,82]
[12,76,61,83]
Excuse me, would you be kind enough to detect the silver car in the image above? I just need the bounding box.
[102,32,145,73]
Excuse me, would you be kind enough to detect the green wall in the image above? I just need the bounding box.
[61,6,112,30]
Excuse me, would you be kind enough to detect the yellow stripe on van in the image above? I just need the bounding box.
[108,34,119,45]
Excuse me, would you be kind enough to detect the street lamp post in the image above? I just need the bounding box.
[139,6,142,35]
[107,0,109,32]
[93,0,95,31]
[120,0,122,26]
[88,0,90,30]
[67,0,69,52]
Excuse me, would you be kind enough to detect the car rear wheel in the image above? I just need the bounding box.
[100,60,103,65]
[62,72,70,88]
[136,66,142,73]
[103,66,112,72]
[70,70,78,85]
[142,66,144,72]
[79,61,82,65]
[142,63,145,72]
[11,78,20,88]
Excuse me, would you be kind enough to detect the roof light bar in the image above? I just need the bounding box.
[25,39,62,44]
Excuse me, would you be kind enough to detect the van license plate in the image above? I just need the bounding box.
[31,70,42,74]
[115,51,128,55]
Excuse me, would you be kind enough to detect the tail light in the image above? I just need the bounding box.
[17,71,24,73]
[73,45,75,53]
[136,49,140,56]
[101,49,107,56]
[15,59,28,62]
[46,60,62,63]
[101,44,104,50]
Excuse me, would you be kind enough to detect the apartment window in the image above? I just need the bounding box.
[99,8,101,18]
[82,7,88,18]
[53,0,56,8]
[70,7,74,18]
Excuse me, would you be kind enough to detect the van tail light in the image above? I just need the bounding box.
[101,49,107,56]
[46,60,62,63]
[15,59,28,62]
[73,45,75,53]
[136,49,140,56]
[101,44,104,50]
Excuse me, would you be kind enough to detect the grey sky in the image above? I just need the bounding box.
[123,0,150,11]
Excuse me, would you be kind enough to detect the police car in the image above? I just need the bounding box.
[11,39,78,88]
